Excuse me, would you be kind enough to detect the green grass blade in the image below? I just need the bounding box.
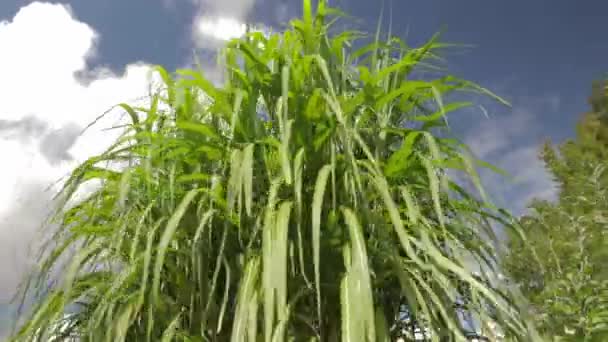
[312,164,332,327]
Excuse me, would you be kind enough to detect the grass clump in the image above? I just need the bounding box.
[11,0,538,340]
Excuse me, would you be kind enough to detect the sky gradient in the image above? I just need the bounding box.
[0,0,606,337]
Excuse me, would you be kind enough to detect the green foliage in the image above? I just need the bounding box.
[589,79,608,116]
[13,1,536,341]
[503,80,608,340]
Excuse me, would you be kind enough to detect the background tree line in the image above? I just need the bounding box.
[502,78,608,341]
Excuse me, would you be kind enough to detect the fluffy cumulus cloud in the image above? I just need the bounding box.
[463,94,560,216]
[0,1,158,311]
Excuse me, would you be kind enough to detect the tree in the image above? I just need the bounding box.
[12,1,536,341]
[502,79,608,340]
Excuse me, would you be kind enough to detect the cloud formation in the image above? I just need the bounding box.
[463,94,559,216]
[0,2,157,305]
[189,0,260,49]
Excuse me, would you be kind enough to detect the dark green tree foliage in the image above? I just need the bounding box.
[590,79,608,115]
[503,79,608,340]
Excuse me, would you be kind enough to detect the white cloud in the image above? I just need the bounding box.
[189,0,258,48]
[183,0,274,87]
[197,16,247,41]
[191,0,256,19]
[463,94,559,216]
[161,0,264,87]
[0,2,158,303]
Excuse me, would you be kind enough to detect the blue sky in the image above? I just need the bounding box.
[0,0,606,337]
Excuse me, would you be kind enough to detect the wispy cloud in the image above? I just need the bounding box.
[463,92,560,216]
[197,16,248,41]
[189,0,257,49]
[162,0,272,84]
